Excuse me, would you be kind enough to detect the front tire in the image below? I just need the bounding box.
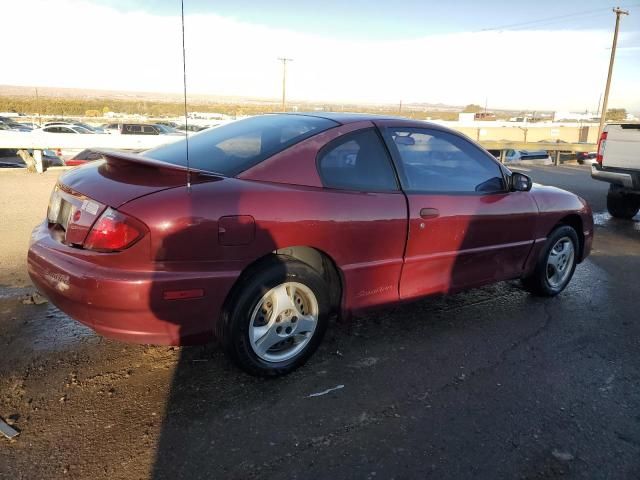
[522,225,579,297]
[219,257,330,376]
[607,186,640,219]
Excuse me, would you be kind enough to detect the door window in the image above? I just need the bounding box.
[142,125,158,134]
[385,128,505,193]
[317,129,398,192]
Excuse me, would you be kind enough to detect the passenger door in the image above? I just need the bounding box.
[379,125,539,299]
[315,127,408,310]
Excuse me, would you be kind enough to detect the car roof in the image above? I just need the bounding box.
[282,112,446,129]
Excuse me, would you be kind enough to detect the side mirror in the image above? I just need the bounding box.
[511,172,532,192]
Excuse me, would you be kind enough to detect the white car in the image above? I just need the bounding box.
[41,125,94,134]
[504,149,552,165]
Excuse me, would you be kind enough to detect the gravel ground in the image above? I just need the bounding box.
[1,165,639,480]
[0,169,59,287]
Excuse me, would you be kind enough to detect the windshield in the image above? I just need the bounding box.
[146,114,338,175]
[154,124,177,134]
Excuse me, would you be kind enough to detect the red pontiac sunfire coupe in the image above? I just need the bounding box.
[28,113,593,376]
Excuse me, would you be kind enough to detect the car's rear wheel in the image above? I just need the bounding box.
[522,225,578,297]
[219,257,329,376]
[607,186,640,219]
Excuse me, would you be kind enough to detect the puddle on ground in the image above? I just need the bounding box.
[1,289,96,354]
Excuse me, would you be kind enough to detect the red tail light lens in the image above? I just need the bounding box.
[84,208,143,252]
[596,131,607,165]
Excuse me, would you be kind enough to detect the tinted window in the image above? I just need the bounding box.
[317,129,398,192]
[142,125,158,134]
[123,125,141,134]
[386,128,504,193]
[147,114,338,176]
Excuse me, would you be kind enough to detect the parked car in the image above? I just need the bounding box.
[591,123,640,218]
[152,124,183,135]
[176,124,208,132]
[0,148,63,168]
[504,149,552,164]
[104,123,163,135]
[44,122,106,134]
[102,123,120,134]
[576,151,597,165]
[41,125,94,134]
[28,113,593,376]
[65,149,104,166]
[0,120,33,131]
[155,121,179,128]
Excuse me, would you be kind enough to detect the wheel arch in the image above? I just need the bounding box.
[220,246,345,337]
[555,214,584,262]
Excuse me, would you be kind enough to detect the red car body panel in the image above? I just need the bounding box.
[27,114,594,345]
[399,192,539,299]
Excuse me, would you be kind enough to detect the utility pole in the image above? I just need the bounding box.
[278,57,293,111]
[35,87,40,126]
[399,99,403,114]
[598,6,629,137]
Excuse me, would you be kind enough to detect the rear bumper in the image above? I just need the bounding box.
[27,222,238,345]
[591,163,637,189]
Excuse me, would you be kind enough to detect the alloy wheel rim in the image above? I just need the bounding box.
[546,236,575,288]
[249,282,319,362]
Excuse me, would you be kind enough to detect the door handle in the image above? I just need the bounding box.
[420,208,440,219]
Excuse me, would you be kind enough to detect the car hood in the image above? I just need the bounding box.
[530,183,589,213]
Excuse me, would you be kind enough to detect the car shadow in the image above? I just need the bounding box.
[148,179,281,479]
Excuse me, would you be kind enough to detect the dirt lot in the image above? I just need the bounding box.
[0,169,57,287]
[1,166,639,479]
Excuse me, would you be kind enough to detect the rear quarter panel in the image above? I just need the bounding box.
[120,177,408,317]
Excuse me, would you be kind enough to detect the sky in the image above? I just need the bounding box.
[3,0,639,112]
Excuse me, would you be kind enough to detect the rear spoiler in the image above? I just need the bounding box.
[91,149,224,177]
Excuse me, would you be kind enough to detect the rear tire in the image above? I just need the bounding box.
[219,257,330,377]
[522,225,578,297]
[607,186,640,219]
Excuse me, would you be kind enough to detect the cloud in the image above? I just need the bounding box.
[2,0,638,111]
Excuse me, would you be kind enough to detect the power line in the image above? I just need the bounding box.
[480,7,607,31]
[479,4,638,32]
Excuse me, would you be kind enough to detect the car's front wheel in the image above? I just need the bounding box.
[522,225,579,296]
[219,257,330,376]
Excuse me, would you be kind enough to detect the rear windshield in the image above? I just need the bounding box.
[145,114,338,175]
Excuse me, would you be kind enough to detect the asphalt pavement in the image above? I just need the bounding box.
[1,164,639,480]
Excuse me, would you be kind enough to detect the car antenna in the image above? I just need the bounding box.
[180,0,191,190]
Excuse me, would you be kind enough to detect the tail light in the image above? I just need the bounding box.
[47,186,62,223]
[84,208,144,252]
[596,131,608,165]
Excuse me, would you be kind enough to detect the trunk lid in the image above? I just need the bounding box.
[59,149,216,208]
[51,149,222,246]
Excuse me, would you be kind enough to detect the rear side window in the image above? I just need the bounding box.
[317,129,398,192]
[146,114,338,176]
